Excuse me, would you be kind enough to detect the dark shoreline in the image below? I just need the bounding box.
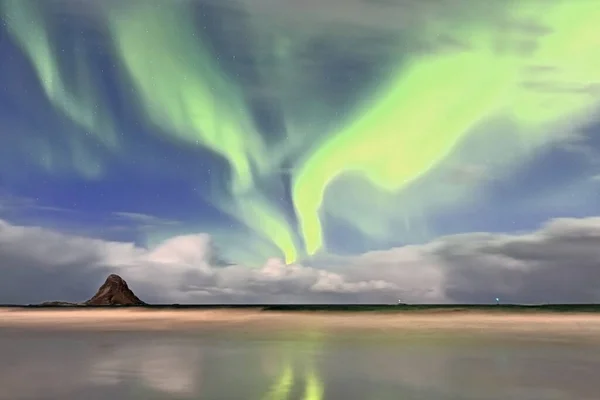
[3,304,600,313]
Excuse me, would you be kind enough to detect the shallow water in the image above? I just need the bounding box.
[1,328,599,400]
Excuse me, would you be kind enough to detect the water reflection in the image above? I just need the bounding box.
[0,330,599,400]
[261,339,326,400]
[88,342,203,395]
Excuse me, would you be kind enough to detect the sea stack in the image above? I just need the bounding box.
[84,274,146,306]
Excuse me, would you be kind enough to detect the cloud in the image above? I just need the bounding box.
[0,193,69,215]
[445,164,490,185]
[435,218,600,304]
[0,219,402,304]
[1,216,600,304]
[111,212,182,232]
[0,219,137,304]
[0,195,183,240]
[112,212,180,225]
[224,0,507,35]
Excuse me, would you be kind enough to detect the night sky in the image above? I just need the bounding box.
[1,0,600,304]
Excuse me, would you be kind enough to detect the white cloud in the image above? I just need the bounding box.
[1,216,600,304]
[0,219,404,304]
[111,211,181,230]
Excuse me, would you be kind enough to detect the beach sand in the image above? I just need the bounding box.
[1,308,599,339]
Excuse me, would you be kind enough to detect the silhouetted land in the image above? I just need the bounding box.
[5,304,600,313]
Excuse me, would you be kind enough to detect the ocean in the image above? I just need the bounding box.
[1,326,598,400]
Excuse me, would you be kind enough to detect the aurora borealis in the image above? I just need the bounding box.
[2,0,600,268]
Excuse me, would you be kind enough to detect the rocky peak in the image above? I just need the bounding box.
[84,274,145,306]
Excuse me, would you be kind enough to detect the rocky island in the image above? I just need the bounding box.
[40,274,145,306]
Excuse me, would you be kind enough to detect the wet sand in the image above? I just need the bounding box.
[1,308,600,338]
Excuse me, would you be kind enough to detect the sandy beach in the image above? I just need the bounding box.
[1,308,600,338]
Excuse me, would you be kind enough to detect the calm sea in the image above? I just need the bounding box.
[0,328,598,400]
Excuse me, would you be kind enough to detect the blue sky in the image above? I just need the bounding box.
[1,0,600,303]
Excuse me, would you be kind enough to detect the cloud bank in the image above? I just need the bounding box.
[1,217,599,304]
